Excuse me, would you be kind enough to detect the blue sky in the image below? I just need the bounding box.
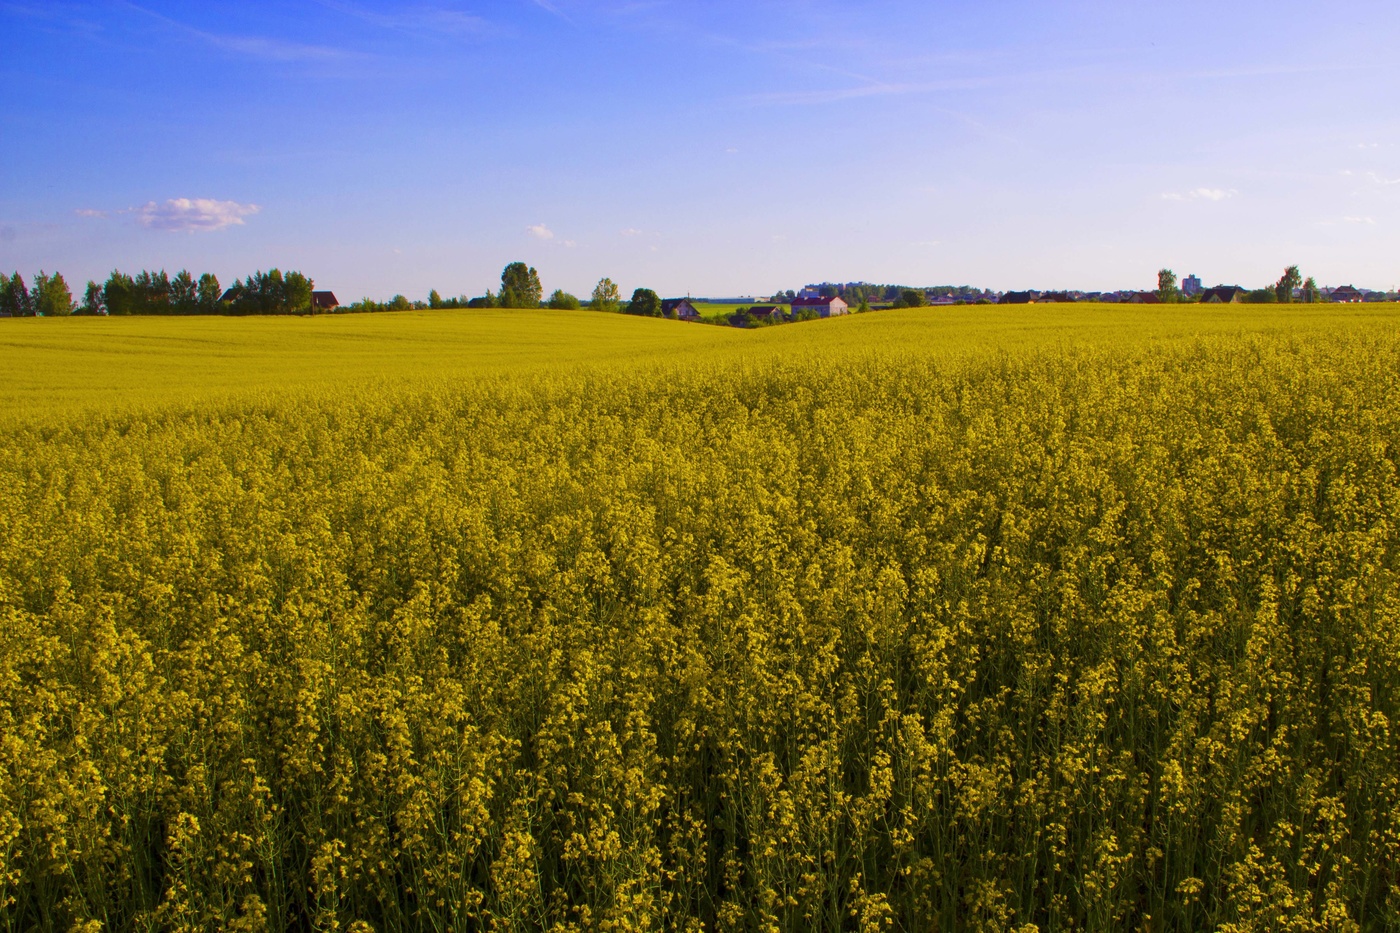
[2,0,1398,300]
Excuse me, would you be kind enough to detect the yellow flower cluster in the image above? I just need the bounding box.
[1,312,1398,931]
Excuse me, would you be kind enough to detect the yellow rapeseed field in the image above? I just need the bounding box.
[1,305,1398,931]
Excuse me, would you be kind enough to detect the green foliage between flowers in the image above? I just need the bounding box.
[1,306,1399,931]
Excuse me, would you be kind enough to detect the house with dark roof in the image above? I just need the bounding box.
[1329,285,1364,303]
[790,295,849,317]
[661,298,701,321]
[1200,286,1245,304]
[746,305,785,324]
[999,291,1038,304]
[1127,292,1161,304]
[312,291,340,311]
[1038,291,1076,303]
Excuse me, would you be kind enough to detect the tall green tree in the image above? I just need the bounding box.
[30,272,50,315]
[625,287,662,317]
[279,270,313,313]
[103,271,136,315]
[32,271,74,316]
[1303,276,1320,304]
[1157,268,1179,303]
[197,274,222,312]
[133,270,172,313]
[80,280,105,315]
[4,273,18,316]
[4,272,33,316]
[500,262,543,308]
[591,278,621,313]
[547,289,581,310]
[171,270,198,313]
[224,269,314,315]
[1276,265,1302,303]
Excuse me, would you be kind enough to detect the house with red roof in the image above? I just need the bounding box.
[790,295,849,317]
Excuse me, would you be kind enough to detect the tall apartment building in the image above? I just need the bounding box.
[1182,274,1203,297]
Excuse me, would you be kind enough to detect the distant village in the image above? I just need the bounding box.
[666,276,1397,328]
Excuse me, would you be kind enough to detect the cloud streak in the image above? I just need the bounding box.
[743,78,983,107]
[529,0,574,23]
[526,223,555,240]
[312,0,491,37]
[118,1,349,61]
[1162,188,1238,202]
[139,198,261,232]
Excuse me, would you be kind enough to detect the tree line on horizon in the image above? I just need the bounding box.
[414,262,678,319]
[1155,265,1327,303]
[804,268,1337,308]
[445,264,945,320]
[0,268,316,316]
[0,261,1372,321]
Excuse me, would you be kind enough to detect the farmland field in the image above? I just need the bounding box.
[2,304,1400,931]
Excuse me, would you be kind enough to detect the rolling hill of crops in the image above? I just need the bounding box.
[2,305,1399,931]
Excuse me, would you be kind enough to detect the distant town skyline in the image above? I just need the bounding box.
[2,0,1398,301]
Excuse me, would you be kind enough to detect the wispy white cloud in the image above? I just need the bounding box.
[74,208,107,218]
[529,0,574,23]
[313,0,491,37]
[1319,215,1379,228]
[620,228,643,237]
[209,34,346,61]
[1162,188,1238,202]
[526,223,555,240]
[1367,172,1400,186]
[743,80,955,107]
[1174,62,1367,82]
[1,1,104,35]
[739,64,1101,109]
[139,198,260,232]
[118,1,348,60]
